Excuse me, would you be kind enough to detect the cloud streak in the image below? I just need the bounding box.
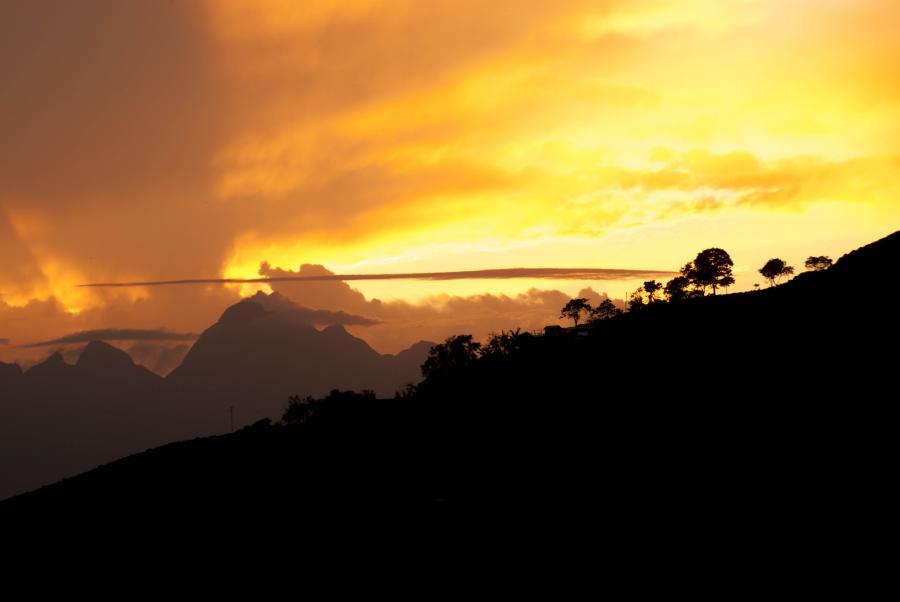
[79,267,677,288]
[23,328,199,348]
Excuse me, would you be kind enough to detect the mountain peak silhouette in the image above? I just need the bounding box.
[76,340,136,371]
[0,361,23,385]
[219,299,268,324]
[24,351,71,378]
[1,360,23,373]
[215,291,379,328]
[166,293,431,421]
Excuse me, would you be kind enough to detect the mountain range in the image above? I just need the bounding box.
[2,230,896,517]
[0,292,431,500]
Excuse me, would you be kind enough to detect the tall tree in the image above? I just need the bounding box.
[421,335,482,380]
[759,258,795,286]
[560,298,592,326]
[627,288,645,312]
[642,280,663,304]
[589,298,623,321]
[664,275,696,302]
[684,248,735,295]
[480,329,530,359]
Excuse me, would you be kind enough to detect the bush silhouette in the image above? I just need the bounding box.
[805,256,832,271]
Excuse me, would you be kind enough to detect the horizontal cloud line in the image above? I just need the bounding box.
[80,267,677,288]
[22,328,198,348]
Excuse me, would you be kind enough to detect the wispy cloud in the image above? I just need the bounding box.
[22,328,198,348]
[80,267,677,288]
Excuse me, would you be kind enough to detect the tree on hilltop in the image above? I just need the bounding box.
[759,258,794,286]
[560,298,592,326]
[589,298,623,321]
[642,280,663,304]
[421,335,482,380]
[683,248,735,295]
[804,256,832,271]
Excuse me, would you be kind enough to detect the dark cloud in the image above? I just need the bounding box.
[0,338,9,345]
[23,328,199,348]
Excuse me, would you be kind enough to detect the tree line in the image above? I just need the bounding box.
[277,250,837,419]
[559,250,833,326]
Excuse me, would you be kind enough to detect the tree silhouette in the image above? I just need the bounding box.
[589,298,622,321]
[804,256,833,271]
[560,298,592,326]
[759,258,794,286]
[642,280,663,304]
[282,389,376,425]
[422,334,481,380]
[282,394,316,425]
[664,275,697,302]
[480,328,531,359]
[627,288,645,312]
[684,248,734,295]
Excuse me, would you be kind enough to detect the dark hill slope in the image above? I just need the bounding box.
[0,296,430,501]
[2,400,433,515]
[4,231,896,516]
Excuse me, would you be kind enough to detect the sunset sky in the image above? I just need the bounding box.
[2,0,899,367]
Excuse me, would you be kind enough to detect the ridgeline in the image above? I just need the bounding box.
[3,231,897,522]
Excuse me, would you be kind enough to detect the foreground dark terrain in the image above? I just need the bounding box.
[2,231,897,517]
[0,292,430,499]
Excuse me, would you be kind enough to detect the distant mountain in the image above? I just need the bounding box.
[0,361,22,387]
[1,341,167,500]
[166,293,431,424]
[5,230,895,516]
[0,293,432,500]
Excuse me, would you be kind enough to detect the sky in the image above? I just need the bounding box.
[1,0,899,369]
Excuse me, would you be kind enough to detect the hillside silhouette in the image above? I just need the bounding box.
[0,292,430,499]
[2,231,896,517]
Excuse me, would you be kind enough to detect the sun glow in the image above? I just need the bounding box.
[2,0,899,352]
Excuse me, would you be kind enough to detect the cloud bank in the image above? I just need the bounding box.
[257,263,625,353]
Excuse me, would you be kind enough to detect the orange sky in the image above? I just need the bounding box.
[2,0,899,366]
